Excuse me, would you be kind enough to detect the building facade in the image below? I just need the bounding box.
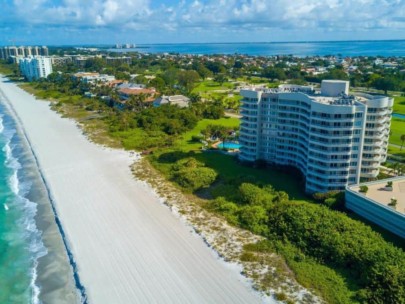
[239,80,393,193]
[0,46,48,60]
[19,56,53,81]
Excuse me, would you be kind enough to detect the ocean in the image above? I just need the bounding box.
[0,90,78,304]
[107,40,405,57]
[0,102,47,303]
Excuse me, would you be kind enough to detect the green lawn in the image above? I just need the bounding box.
[393,96,405,115]
[388,145,405,158]
[389,118,405,146]
[192,80,234,93]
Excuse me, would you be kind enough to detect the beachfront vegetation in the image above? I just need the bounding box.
[2,52,405,304]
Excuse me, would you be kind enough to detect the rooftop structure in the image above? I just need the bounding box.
[346,176,405,239]
[73,72,115,83]
[153,95,190,108]
[117,83,156,101]
[239,80,393,193]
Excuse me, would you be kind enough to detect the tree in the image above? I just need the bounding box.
[188,93,201,103]
[373,77,398,94]
[262,67,286,81]
[177,70,200,92]
[195,64,213,80]
[400,134,405,150]
[214,74,227,85]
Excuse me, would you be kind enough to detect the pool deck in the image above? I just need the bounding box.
[211,141,240,152]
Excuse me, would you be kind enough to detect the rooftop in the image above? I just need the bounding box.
[241,80,388,106]
[349,176,405,215]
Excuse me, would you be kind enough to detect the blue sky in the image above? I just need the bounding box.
[0,0,404,45]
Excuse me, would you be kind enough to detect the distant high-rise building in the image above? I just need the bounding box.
[19,56,53,81]
[41,46,49,56]
[0,45,49,60]
[239,80,393,193]
[0,48,5,60]
[25,46,33,56]
[33,46,40,56]
[8,46,18,57]
[18,46,25,57]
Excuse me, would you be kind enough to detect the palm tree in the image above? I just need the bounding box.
[401,134,405,150]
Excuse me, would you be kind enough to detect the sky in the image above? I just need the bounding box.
[0,0,404,45]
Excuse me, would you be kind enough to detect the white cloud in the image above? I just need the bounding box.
[2,0,404,39]
[11,0,151,27]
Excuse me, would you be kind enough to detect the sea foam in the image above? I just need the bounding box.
[1,114,47,303]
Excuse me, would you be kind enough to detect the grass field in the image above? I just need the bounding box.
[192,80,235,93]
[389,118,405,146]
[388,145,405,158]
[393,96,405,115]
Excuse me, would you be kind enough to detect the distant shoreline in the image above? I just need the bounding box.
[81,40,405,57]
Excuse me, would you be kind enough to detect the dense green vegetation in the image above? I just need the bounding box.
[207,180,405,303]
[393,96,405,114]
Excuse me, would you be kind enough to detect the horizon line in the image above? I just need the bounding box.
[1,38,404,47]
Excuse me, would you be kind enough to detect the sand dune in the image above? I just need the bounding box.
[0,77,266,304]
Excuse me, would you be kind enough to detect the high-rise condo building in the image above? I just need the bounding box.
[18,56,53,81]
[0,46,48,60]
[239,80,393,193]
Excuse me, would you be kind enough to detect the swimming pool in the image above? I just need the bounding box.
[217,142,241,149]
[392,113,405,119]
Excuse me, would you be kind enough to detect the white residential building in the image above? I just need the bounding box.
[19,56,53,81]
[239,80,393,193]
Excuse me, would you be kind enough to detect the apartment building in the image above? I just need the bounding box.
[239,80,393,193]
[19,56,53,81]
[0,46,49,60]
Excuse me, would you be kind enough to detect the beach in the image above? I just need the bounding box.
[0,76,265,303]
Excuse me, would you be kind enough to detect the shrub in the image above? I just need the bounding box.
[172,158,218,191]
[238,205,269,234]
[359,185,368,193]
[208,197,240,225]
[191,134,204,142]
[267,202,405,303]
[238,183,274,208]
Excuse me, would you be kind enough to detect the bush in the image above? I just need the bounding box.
[191,134,204,142]
[238,183,274,208]
[171,157,217,191]
[313,191,345,210]
[267,202,405,303]
[359,185,369,193]
[208,197,239,225]
[238,205,269,234]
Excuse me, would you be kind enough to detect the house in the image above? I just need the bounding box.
[153,95,190,108]
[117,83,156,101]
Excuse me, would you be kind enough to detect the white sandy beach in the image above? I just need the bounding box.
[0,77,265,304]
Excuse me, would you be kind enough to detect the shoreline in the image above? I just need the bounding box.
[0,84,81,303]
[0,76,267,303]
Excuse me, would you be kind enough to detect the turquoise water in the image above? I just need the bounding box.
[0,104,47,303]
[218,142,241,149]
[107,40,405,57]
[392,113,405,119]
